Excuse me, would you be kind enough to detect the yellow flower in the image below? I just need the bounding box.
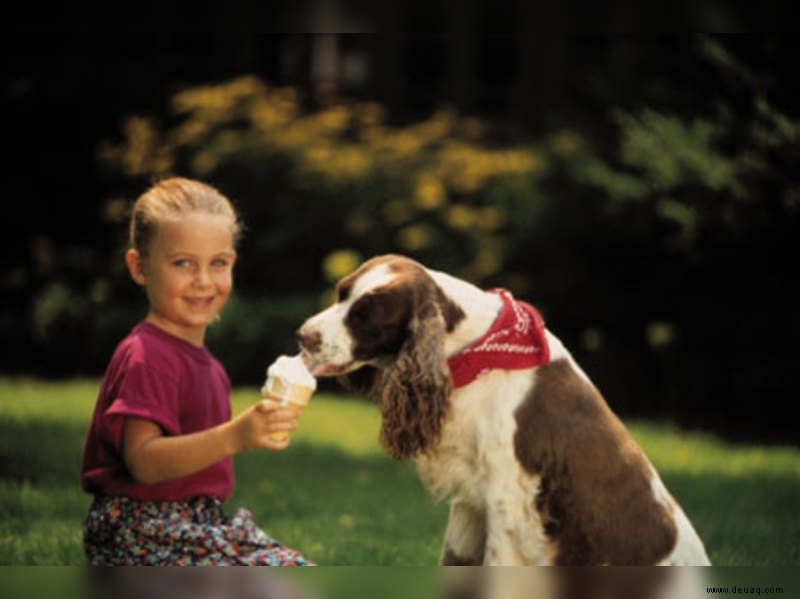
[397,224,433,251]
[305,143,332,165]
[250,99,291,130]
[102,198,129,223]
[191,151,218,176]
[445,204,477,230]
[391,131,422,155]
[122,116,159,176]
[173,118,209,146]
[646,322,676,348]
[410,109,454,144]
[151,149,174,176]
[317,106,351,134]
[323,250,362,282]
[414,175,446,210]
[331,147,371,181]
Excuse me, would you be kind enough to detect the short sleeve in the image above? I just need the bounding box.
[100,361,182,453]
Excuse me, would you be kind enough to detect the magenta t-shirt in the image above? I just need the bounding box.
[81,321,234,502]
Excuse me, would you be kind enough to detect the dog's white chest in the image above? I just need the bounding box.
[415,369,535,509]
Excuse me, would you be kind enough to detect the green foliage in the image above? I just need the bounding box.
[32,284,88,342]
[617,109,735,192]
[1,378,799,565]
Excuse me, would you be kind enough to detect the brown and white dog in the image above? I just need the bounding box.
[296,254,711,566]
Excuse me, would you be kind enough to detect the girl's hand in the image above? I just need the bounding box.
[230,400,301,452]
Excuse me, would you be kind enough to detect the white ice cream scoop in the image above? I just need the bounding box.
[261,354,317,406]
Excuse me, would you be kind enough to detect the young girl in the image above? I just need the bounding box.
[81,177,314,566]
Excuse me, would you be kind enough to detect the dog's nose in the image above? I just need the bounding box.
[296,327,322,353]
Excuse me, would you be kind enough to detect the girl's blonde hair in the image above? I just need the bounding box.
[129,177,242,256]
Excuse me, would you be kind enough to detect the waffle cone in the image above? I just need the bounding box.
[261,375,314,441]
[263,375,314,407]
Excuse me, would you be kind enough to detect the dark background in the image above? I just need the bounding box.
[4,12,799,445]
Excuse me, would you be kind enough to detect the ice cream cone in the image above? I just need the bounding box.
[260,355,317,441]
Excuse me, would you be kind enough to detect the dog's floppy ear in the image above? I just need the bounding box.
[378,292,451,460]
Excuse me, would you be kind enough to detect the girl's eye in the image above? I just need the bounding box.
[212,259,229,268]
[172,259,191,268]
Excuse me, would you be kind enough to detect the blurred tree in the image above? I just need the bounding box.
[508,37,800,440]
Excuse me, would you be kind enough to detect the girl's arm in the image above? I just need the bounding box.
[123,400,300,485]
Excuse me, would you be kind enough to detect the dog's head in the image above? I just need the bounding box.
[297,254,464,459]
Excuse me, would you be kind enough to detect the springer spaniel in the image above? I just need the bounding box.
[296,254,711,566]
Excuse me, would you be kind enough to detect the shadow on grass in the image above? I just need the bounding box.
[0,416,798,565]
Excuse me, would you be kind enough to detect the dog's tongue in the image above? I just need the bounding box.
[300,352,325,377]
[311,363,338,377]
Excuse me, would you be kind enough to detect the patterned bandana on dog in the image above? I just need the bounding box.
[447,288,550,388]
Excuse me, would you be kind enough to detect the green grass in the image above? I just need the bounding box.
[0,377,798,565]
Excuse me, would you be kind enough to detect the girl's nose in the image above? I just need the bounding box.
[194,267,213,286]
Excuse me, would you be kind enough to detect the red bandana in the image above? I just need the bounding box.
[447,288,550,389]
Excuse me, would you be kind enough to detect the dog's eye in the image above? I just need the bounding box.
[349,299,371,321]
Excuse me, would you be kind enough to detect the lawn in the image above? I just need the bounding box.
[0,377,798,565]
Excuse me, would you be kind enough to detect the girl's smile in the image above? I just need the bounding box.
[184,296,216,309]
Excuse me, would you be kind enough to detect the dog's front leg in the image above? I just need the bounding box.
[483,474,551,566]
[440,499,486,565]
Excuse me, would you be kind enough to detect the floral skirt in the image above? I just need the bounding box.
[83,495,315,566]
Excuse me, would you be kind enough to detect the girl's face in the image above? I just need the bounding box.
[127,212,237,346]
